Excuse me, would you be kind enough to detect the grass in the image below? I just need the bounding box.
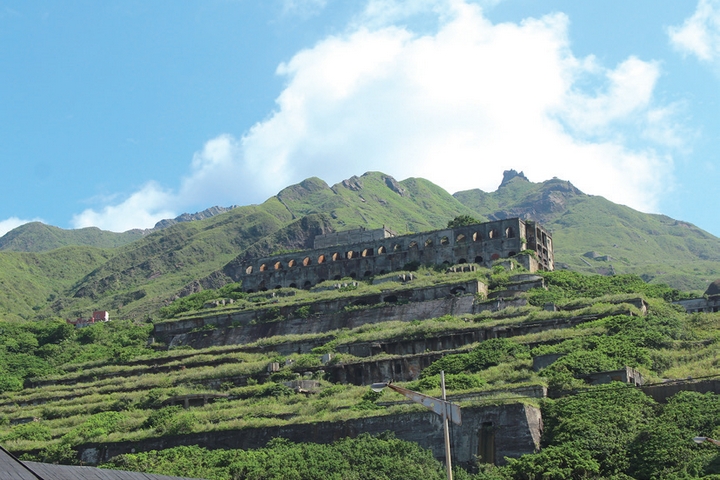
[2,266,720,463]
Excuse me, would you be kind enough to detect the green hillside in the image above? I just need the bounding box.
[0,246,114,321]
[0,222,144,252]
[454,172,720,292]
[1,268,719,479]
[0,170,718,323]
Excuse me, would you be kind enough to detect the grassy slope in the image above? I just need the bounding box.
[1,171,720,322]
[0,247,114,321]
[0,222,144,252]
[275,172,482,234]
[1,268,718,469]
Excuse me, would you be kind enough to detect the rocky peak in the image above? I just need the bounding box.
[153,206,238,230]
[383,175,407,196]
[499,170,529,188]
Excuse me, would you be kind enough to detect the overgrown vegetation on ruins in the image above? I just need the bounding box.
[0,264,719,478]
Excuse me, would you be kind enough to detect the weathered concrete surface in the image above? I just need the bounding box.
[77,403,541,468]
[155,279,484,341]
[167,295,477,349]
[642,378,720,403]
[232,218,554,292]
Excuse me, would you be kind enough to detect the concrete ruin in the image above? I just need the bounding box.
[233,218,554,292]
[77,403,542,468]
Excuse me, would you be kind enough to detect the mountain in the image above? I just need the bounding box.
[0,207,244,254]
[0,170,718,322]
[0,222,145,252]
[453,171,720,291]
[152,205,240,230]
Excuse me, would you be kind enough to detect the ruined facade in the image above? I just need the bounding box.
[234,218,554,292]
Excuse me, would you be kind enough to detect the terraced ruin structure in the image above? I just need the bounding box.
[235,218,554,292]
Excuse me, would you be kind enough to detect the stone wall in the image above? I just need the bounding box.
[77,403,541,468]
[642,378,720,403]
[674,296,720,313]
[232,218,554,292]
[155,279,485,344]
[313,226,396,249]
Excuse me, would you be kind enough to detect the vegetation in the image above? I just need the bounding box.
[0,171,718,322]
[103,433,456,480]
[2,172,720,477]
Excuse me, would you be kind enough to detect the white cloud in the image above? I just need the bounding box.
[239,0,677,212]
[668,0,720,62]
[74,0,681,230]
[0,217,42,237]
[71,182,176,232]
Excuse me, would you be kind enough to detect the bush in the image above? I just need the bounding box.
[422,339,527,377]
[408,373,486,392]
[4,422,52,442]
[63,411,129,443]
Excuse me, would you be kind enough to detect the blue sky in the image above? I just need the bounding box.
[1,0,719,236]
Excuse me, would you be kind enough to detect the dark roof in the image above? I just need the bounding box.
[0,446,204,480]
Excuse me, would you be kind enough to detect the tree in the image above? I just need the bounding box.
[447,215,480,229]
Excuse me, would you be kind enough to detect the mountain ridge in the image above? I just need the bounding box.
[0,170,717,322]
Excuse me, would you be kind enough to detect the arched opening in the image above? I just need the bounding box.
[491,253,500,260]
[393,244,402,252]
[440,236,449,245]
[474,255,484,263]
[378,246,387,254]
[409,241,418,249]
[303,257,311,266]
[260,287,268,292]
[318,254,326,264]
[318,277,327,283]
[289,283,297,289]
[458,258,467,264]
[259,264,267,272]
[346,251,354,259]
[274,261,282,270]
[288,259,296,268]
[331,252,340,261]
[245,266,253,274]
[456,234,466,243]
[333,275,342,280]
[505,227,515,238]
[349,272,357,279]
[364,270,373,277]
[303,281,312,290]
[425,238,433,247]
[362,248,373,257]
[246,289,255,293]
[508,251,517,257]
[473,232,482,242]
[379,270,387,275]
[489,229,499,239]
[275,285,282,289]
[450,286,466,295]
[384,295,398,303]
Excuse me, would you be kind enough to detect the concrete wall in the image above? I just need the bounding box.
[314,226,395,249]
[153,280,487,345]
[642,378,720,403]
[233,219,554,292]
[674,296,720,313]
[77,403,541,468]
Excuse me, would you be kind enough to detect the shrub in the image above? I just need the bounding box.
[422,339,527,377]
[4,422,52,442]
